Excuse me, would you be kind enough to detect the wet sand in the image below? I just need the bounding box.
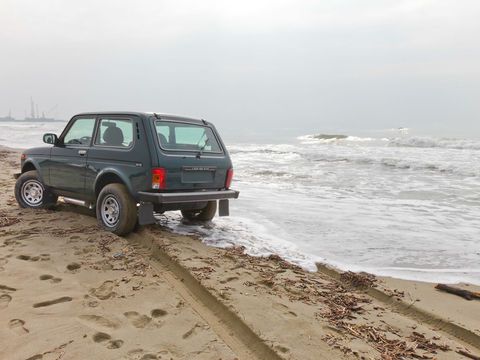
[1,146,479,360]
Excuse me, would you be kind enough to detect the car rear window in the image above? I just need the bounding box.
[155,120,222,153]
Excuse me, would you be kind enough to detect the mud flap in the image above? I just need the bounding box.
[138,202,156,225]
[218,199,229,217]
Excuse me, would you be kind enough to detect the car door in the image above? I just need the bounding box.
[49,116,96,195]
[85,116,144,199]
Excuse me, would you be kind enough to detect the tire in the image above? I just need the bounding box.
[96,183,137,236]
[14,170,58,209]
[181,201,217,221]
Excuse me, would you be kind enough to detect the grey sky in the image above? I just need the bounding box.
[1,0,480,140]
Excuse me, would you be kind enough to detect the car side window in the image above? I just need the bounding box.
[157,124,170,146]
[95,118,133,148]
[63,118,96,146]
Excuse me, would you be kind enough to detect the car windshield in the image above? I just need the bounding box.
[155,120,222,153]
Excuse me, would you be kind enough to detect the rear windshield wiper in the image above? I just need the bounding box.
[197,137,209,158]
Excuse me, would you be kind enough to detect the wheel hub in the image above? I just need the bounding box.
[101,195,120,227]
[21,180,44,206]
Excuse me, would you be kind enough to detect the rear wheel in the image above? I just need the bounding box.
[14,170,57,209]
[181,201,217,221]
[96,183,137,236]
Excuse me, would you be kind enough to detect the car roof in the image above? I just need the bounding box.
[73,112,207,125]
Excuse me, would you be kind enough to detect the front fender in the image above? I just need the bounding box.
[22,158,45,183]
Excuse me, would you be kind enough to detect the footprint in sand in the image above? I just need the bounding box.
[8,319,29,335]
[66,262,81,271]
[78,314,121,330]
[139,355,158,360]
[40,254,50,261]
[3,239,19,248]
[33,296,73,308]
[0,284,16,292]
[39,274,62,283]
[0,294,12,309]
[16,254,49,262]
[92,332,124,349]
[126,348,171,359]
[93,331,112,342]
[124,311,152,328]
[90,281,116,300]
[82,294,99,308]
[150,309,168,318]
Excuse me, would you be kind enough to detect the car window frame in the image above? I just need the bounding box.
[59,116,97,148]
[93,116,135,150]
[154,119,224,154]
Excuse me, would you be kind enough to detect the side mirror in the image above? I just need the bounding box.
[43,133,58,145]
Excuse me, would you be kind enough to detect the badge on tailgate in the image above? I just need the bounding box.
[182,166,217,172]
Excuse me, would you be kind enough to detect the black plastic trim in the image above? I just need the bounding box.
[138,189,239,204]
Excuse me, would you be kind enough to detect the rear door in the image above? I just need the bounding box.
[50,116,96,194]
[154,119,231,190]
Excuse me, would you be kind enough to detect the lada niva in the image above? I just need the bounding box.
[14,112,239,235]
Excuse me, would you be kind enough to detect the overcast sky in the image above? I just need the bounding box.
[1,0,480,140]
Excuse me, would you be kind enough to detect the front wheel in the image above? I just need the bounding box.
[181,201,217,222]
[14,170,57,209]
[96,183,137,236]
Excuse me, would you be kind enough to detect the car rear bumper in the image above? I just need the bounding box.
[137,189,239,225]
[138,189,239,204]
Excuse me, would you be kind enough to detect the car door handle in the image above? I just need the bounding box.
[78,150,87,156]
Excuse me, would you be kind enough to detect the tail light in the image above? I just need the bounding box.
[151,168,166,189]
[225,168,233,189]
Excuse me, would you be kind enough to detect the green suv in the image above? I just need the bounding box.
[14,112,239,235]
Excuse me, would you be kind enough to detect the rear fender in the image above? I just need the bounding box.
[93,169,135,199]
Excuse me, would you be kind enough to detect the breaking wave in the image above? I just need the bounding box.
[298,134,381,144]
[298,133,480,151]
[388,136,480,150]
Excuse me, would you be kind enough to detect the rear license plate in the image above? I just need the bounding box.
[182,166,216,183]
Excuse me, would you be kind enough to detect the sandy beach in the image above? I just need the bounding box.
[1,145,479,360]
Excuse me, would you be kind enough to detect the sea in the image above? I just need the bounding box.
[2,120,479,285]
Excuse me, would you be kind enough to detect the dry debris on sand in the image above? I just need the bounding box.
[146,225,480,360]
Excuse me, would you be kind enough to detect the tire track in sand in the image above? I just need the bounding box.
[128,230,283,360]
